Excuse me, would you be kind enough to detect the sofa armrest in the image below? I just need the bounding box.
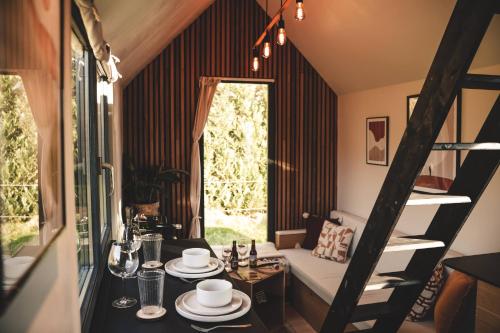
[275,229,306,250]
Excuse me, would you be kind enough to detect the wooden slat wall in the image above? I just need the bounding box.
[123,0,337,237]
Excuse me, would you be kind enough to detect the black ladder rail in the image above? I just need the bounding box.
[374,95,500,332]
[319,0,496,332]
[462,74,500,90]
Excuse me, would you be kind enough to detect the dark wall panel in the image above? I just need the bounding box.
[123,0,337,237]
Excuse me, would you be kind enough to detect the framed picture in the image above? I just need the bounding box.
[366,117,389,166]
[0,0,65,312]
[406,93,461,192]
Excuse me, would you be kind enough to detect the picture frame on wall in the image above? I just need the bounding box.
[366,117,389,166]
[406,93,462,192]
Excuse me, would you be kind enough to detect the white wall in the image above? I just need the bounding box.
[338,64,500,255]
[0,1,81,331]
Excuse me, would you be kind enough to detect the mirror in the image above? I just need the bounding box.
[0,0,65,312]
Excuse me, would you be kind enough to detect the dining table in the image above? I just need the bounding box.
[90,238,269,333]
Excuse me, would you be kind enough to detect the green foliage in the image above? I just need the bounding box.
[0,75,39,254]
[122,156,189,205]
[203,83,268,212]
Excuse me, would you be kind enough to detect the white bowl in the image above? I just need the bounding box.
[182,248,210,268]
[196,279,233,308]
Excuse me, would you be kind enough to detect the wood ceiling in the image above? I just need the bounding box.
[96,0,500,93]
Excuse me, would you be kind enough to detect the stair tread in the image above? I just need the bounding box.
[365,272,420,291]
[384,236,444,252]
[407,192,471,206]
[433,142,500,150]
[351,302,394,322]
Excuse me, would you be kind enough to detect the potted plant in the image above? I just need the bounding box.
[123,156,189,216]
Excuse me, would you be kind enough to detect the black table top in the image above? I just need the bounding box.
[443,252,500,288]
[90,239,268,333]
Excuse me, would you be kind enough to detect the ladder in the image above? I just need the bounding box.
[320,0,500,332]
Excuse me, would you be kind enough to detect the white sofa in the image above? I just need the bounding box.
[276,210,461,332]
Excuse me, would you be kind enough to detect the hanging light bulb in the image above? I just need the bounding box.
[262,32,271,59]
[251,48,260,72]
[277,16,286,46]
[295,0,305,21]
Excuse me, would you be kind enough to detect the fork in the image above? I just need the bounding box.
[179,277,205,284]
[190,324,252,332]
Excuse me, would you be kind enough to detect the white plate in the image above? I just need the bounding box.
[182,290,242,316]
[172,258,219,274]
[175,290,251,322]
[165,258,225,278]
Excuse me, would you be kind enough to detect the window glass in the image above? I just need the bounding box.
[0,75,39,257]
[71,31,93,291]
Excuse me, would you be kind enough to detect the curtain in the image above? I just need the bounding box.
[76,0,122,82]
[189,77,220,239]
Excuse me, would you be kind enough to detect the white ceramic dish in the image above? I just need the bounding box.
[196,279,232,308]
[165,258,225,278]
[172,257,219,274]
[182,290,242,316]
[182,248,210,268]
[175,290,251,322]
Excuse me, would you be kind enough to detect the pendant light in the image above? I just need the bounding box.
[262,0,271,59]
[295,0,305,21]
[262,32,271,58]
[277,15,286,46]
[251,48,260,71]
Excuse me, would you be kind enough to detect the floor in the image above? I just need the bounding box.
[283,303,317,333]
[283,303,358,333]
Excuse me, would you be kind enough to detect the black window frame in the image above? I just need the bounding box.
[71,3,111,332]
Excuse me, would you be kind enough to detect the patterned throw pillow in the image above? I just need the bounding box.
[311,221,354,263]
[406,263,447,321]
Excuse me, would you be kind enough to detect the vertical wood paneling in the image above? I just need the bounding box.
[123,0,337,236]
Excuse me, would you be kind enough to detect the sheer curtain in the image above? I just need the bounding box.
[189,77,220,239]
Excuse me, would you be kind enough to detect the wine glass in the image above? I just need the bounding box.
[238,239,249,266]
[108,241,139,308]
[221,246,232,270]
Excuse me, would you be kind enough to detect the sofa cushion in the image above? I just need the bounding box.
[330,210,367,257]
[312,222,354,263]
[302,213,341,250]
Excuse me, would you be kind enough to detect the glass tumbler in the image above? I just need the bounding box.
[141,233,163,268]
[137,269,165,315]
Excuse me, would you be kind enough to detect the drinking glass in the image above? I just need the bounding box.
[108,241,140,308]
[238,239,249,266]
[141,233,163,268]
[137,269,165,315]
[222,246,232,270]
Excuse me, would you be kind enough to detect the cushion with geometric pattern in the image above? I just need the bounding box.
[406,263,447,321]
[311,221,354,263]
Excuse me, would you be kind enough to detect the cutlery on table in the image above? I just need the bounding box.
[191,324,252,332]
[179,277,205,284]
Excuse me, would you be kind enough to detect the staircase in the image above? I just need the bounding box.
[320,0,500,332]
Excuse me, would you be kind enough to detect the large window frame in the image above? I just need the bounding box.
[200,80,276,242]
[71,3,112,332]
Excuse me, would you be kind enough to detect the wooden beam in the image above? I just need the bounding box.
[253,0,292,48]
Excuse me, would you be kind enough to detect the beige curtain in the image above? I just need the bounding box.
[189,77,220,239]
[21,71,60,237]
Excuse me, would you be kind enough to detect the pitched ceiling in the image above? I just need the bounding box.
[257,0,500,93]
[94,0,214,83]
[96,0,500,93]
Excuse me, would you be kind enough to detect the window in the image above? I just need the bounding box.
[72,31,94,291]
[203,83,269,246]
[0,75,39,257]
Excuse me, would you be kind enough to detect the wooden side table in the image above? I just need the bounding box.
[230,266,285,332]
